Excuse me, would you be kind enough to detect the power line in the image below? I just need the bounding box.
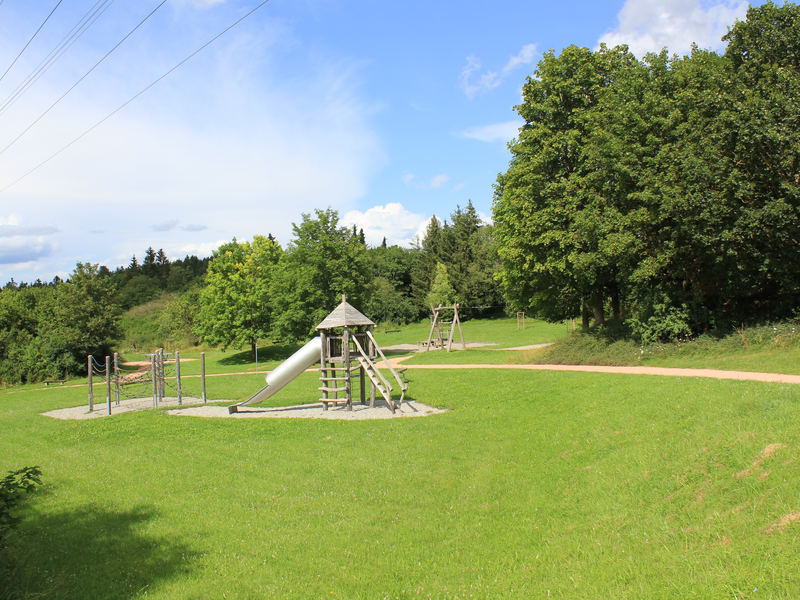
[0,0,116,118]
[0,0,64,84]
[0,0,272,195]
[0,0,166,159]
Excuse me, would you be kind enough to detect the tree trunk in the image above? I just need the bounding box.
[581,294,591,331]
[593,289,605,326]
[251,338,257,362]
[609,282,621,320]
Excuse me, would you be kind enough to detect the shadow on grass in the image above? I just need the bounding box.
[3,503,198,600]
[216,343,302,367]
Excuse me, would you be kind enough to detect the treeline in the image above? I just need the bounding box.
[170,203,501,359]
[0,249,210,384]
[0,202,499,382]
[493,2,800,341]
[0,264,121,384]
[105,248,210,309]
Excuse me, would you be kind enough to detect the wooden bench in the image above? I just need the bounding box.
[384,329,401,333]
[43,379,65,386]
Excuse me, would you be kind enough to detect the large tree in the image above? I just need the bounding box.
[493,44,637,329]
[270,209,373,340]
[194,236,282,359]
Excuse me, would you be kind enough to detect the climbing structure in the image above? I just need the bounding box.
[424,303,466,352]
[316,296,407,413]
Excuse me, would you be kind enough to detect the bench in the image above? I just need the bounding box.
[384,329,401,333]
[43,379,65,386]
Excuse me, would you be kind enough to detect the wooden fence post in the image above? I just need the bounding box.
[113,352,120,406]
[176,350,182,405]
[105,355,111,416]
[88,355,93,411]
[201,352,206,403]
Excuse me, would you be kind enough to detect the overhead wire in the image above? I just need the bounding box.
[0,0,167,159]
[0,0,64,84]
[0,0,116,118]
[0,0,272,195]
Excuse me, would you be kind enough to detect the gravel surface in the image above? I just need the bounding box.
[169,398,445,420]
[42,396,445,420]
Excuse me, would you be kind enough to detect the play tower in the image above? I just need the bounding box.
[229,296,407,414]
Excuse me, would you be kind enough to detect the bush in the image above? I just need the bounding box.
[0,467,41,543]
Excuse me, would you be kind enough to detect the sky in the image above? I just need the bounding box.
[0,0,761,284]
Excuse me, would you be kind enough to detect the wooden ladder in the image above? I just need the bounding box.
[356,356,395,412]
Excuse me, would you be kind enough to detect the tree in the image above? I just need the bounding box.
[42,263,122,361]
[270,208,373,340]
[194,236,282,359]
[493,44,636,328]
[426,262,456,309]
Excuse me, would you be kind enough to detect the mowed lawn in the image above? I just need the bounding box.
[2,367,800,598]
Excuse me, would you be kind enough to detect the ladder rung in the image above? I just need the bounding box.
[318,386,347,393]
[319,376,349,381]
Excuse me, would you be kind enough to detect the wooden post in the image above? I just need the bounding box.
[113,352,120,406]
[105,355,111,416]
[176,350,182,405]
[360,362,366,405]
[88,355,93,411]
[320,331,328,411]
[343,327,352,410]
[201,352,207,403]
[157,349,165,402]
[151,354,158,408]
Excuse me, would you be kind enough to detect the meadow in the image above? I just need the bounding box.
[2,326,800,598]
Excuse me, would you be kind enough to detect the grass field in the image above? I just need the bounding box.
[3,359,800,598]
[521,322,800,376]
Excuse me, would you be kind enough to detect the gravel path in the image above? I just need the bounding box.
[394,361,800,384]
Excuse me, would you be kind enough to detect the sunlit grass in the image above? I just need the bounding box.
[2,368,800,598]
[522,321,800,375]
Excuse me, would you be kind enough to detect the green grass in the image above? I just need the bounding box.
[118,293,179,354]
[522,322,800,375]
[3,367,800,598]
[372,316,570,349]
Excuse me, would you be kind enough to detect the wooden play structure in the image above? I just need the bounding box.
[317,297,407,413]
[422,303,466,352]
[229,296,408,414]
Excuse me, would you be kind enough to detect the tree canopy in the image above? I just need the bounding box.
[493,1,800,340]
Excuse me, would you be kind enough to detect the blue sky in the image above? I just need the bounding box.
[0,0,758,284]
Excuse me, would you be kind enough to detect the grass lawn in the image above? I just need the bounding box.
[2,366,800,598]
[521,323,800,376]
[372,316,570,349]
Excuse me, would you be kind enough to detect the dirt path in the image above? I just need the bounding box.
[381,356,800,385]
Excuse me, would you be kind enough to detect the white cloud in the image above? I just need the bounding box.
[342,203,427,247]
[452,183,465,192]
[402,173,451,190]
[598,0,749,57]
[178,240,228,257]
[429,174,450,189]
[460,43,538,98]
[463,120,523,143]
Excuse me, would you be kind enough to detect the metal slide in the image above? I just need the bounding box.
[228,337,322,413]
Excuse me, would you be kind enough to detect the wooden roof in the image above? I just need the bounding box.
[315,299,375,330]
